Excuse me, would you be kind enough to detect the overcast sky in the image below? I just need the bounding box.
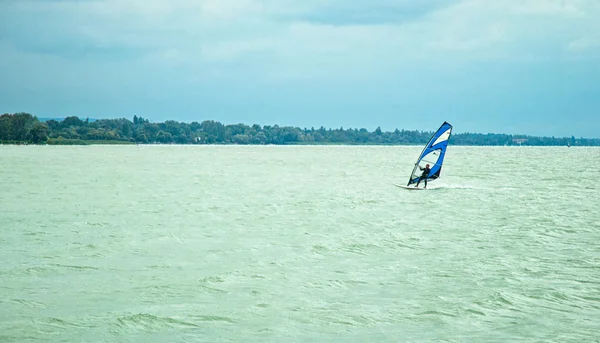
[1,0,599,137]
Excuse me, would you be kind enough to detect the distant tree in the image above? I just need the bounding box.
[45,120,61,131]
[175,134,189,144]
[30,122,49,143]
[156,130,173,143]
[135,133,148,143]
[62,116,84,127]
[253,132,267,144]
[164,120,181,137]
[104,130,118,140]
[281,127,300,143]
[11,112,36,141]
[232,134,250,144]
[0,114,13,140]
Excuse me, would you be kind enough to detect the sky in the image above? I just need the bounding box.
[1,0,599,137]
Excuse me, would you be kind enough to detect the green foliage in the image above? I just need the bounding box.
[30,122,49,143]
[1,112,599,146]
[0,112,36,141]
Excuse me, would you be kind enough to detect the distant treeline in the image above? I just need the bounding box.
[1,112,598,146]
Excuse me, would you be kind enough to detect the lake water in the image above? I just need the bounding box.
[1,145,599,342]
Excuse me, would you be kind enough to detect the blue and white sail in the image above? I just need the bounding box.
[407,122,453,186]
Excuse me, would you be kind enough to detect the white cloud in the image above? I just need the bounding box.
[200,0,264,21]
[565,35,600,53]
[506,0,587,16]
[1,0,599,79]
[200,38,275,62]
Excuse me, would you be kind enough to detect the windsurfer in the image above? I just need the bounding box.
[415,164,431,188]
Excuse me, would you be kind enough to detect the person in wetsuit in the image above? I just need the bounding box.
[415,163,431,188]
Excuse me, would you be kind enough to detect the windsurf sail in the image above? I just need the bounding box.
[407,121,453,186]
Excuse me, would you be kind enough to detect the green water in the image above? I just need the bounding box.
[1,145,599,342]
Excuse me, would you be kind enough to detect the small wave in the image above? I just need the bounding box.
[343,243,380,255]
[40,317,69,328]
[37,317,92,329]
[199,276,225,283]
[9,298,47,308]
[358,199,382,204]
[191,315,235,323]
[417,310,458,318]
[465,308,487,316]
[115,313,203,331]
[309,310,377,326]
[197,284,227,294]
[311,245,329,255]
[146,264,171,270]
[494,292,515,306]
[49,263,99,271]
[25,266,50,274]
[473,291,525,313]
[84,222,110,227]
[576,295,600,305]
[0,334,40,343]
[382,238,420,250]
[24,231,48,236]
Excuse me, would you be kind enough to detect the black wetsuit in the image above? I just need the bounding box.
[416,166,431,188]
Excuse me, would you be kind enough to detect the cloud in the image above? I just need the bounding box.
[280,0,456,25]
[2,0,599,66]
[200,38,275,63]
[0,0,597,98]
[566,36,598,52]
